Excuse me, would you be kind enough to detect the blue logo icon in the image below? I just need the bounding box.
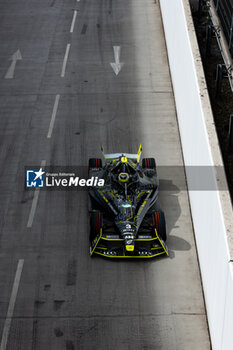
[26,169,45,188]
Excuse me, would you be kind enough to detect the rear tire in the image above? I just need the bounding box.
[89,211,102,242]
[152,210,166,241]
[142,158,156,170]
[88,158,102,173]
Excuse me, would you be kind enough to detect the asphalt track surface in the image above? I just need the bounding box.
[0,0,211,349]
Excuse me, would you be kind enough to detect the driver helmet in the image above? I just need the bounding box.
[118,172,130,184]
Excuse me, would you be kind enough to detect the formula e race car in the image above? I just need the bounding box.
[88,145,168,259]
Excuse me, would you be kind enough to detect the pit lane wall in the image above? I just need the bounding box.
[160,0,233,349]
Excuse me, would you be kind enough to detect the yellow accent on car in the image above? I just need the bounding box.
[118,172,129,183]
[98,190,109,203]
[90,228,103,256]
[137,144,142,163]
[137,200,147,216]
[121,156,127,163]
[125,245,135,252]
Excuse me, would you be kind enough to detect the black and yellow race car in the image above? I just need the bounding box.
[88,145,168,258]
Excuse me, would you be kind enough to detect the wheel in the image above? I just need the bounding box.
[142,158,156,170]
[89,211,102,241]
[88,158,102,173]
[152,210,167,241]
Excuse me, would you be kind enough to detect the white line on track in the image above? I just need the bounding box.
[0,259,24,350]
[47,94,60,138]
[61,43,71,77]
[27,160,46,228]
[70,10,77,33]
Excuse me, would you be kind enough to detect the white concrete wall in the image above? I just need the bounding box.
[160,0,233,349]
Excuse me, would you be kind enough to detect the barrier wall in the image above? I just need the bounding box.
[160,0,233,349]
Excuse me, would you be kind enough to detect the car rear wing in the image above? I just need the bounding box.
[101,144,142,164]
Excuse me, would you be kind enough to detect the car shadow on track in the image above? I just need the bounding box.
[159,179,191,259]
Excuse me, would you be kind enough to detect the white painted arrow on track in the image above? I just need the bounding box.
[5,49,22,79]
[110,46,124,76]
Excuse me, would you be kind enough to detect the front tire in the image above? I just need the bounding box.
[89,211,102,242]
[152,210,167,241]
